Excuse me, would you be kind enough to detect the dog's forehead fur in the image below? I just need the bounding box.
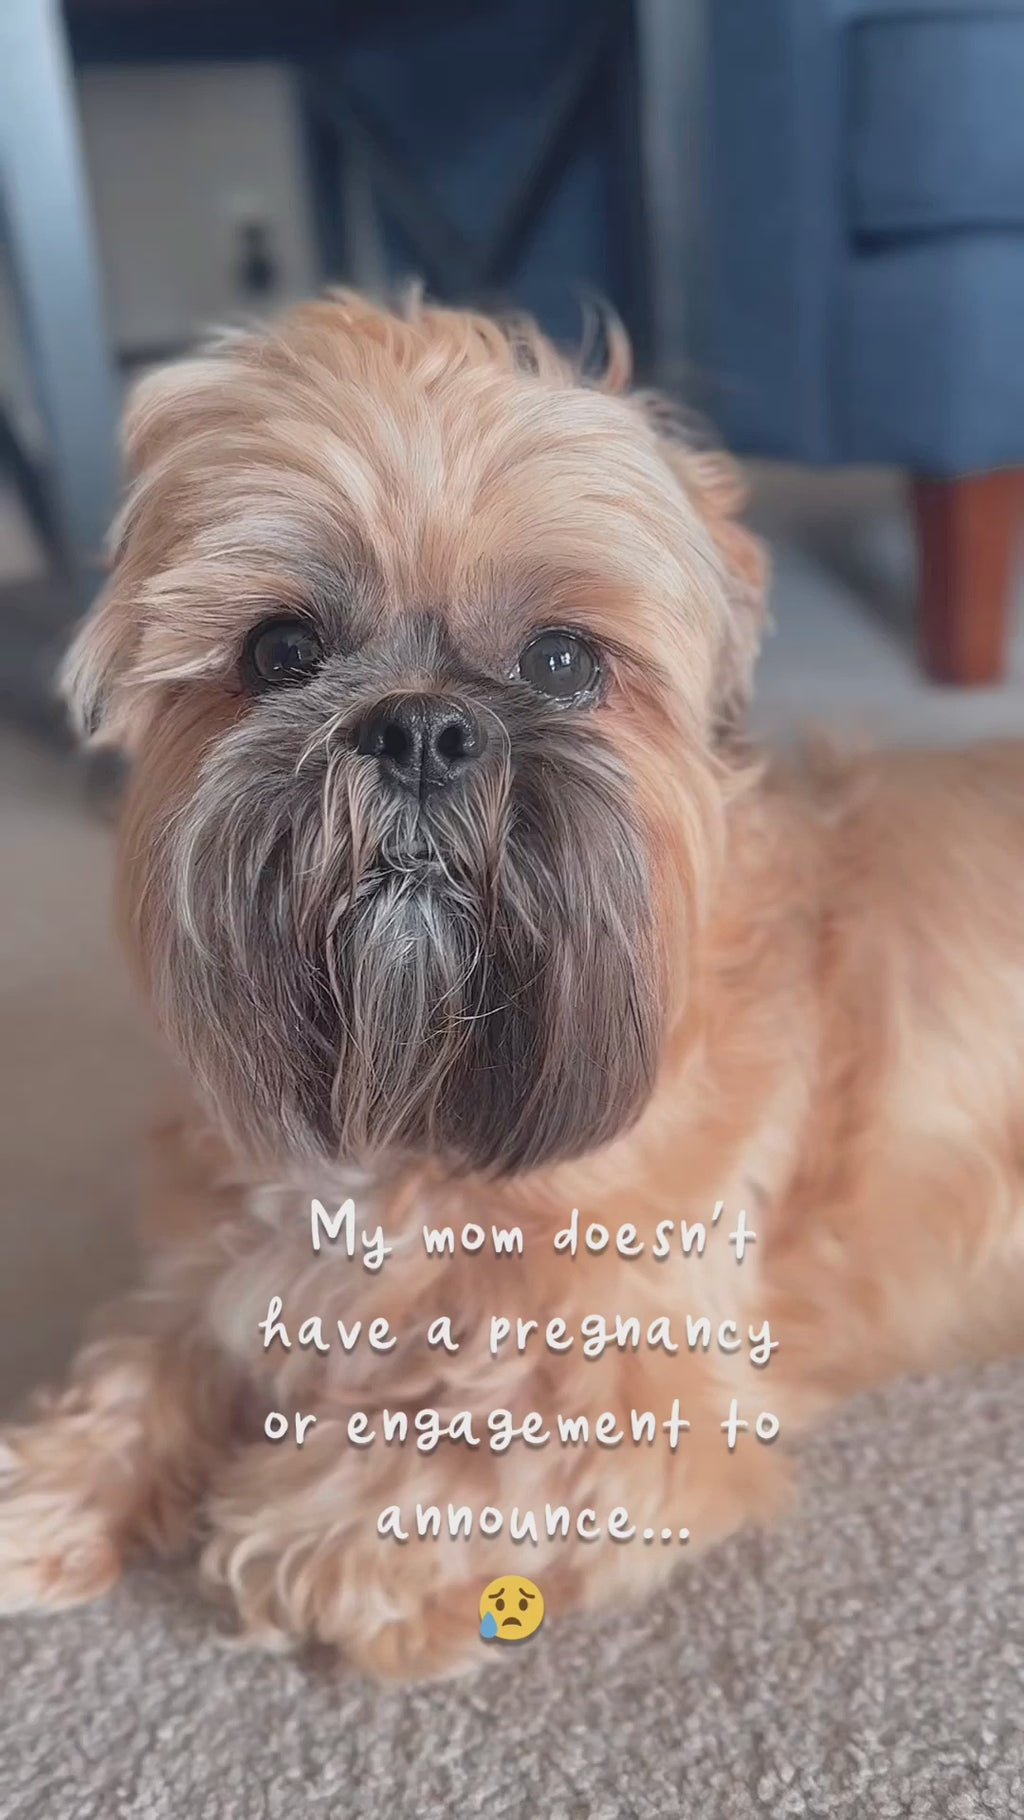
[62,291,766,774]
[93,296,736,719]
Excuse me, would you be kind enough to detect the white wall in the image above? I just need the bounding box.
[2,59,318,445]
[75,62,317,355]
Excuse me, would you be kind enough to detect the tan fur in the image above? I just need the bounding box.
[2,293,1023,1680]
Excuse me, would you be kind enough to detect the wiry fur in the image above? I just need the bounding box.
[2,292,1023,1680]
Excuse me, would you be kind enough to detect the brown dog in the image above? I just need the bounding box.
[1,292,1022,1680]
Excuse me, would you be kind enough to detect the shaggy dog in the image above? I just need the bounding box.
[1,293,1022,1680]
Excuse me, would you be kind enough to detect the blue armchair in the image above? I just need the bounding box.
[706,0,1024,683]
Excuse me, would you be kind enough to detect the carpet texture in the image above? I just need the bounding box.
[1,1362,1022,1820]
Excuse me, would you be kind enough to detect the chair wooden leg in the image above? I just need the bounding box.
[911,471,1023,685]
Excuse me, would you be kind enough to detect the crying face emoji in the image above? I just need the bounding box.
[479,1576,544,1643]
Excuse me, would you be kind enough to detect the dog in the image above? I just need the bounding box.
[1,291,1023,1681]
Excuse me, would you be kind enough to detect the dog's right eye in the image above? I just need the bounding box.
[241,617,325,692]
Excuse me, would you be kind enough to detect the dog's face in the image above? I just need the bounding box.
[63,295,764,1176]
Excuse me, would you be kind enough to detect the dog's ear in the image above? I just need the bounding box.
[61,370,163,747]
[643,406,769,735]
[588,329,768,735]
[684,445,768,733]
[59,352,236,749]
[60,554,138,748]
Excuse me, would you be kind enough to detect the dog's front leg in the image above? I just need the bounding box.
[0,1312,236,1614]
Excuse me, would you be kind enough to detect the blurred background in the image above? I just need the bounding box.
[1,0,1023,1408]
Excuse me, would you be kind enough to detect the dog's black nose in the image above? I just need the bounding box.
[356,694,485,798]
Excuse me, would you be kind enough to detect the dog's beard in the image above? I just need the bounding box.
[141,670,663,1175]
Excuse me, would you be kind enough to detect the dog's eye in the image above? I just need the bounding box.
[242,617,325,692]
[514,629,601,705]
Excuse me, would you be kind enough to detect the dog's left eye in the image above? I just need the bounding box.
[514,629,601,705]
[242,617,325,692]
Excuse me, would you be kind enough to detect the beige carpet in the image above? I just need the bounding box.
[1,1361,1023,1819]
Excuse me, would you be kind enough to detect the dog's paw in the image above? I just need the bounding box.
[0,1429,123,1616]
[199,1515,490,1681]
[347,1579,487,1683]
